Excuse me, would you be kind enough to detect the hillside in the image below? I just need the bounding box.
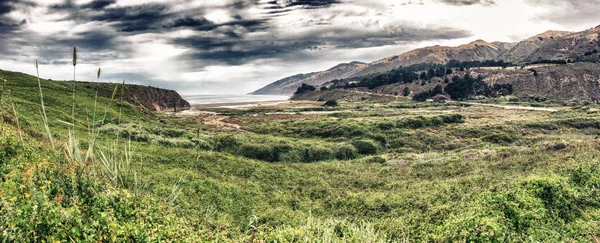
[301,63,600,103]
[252,61,367,95]
[0,69,190,112]
[6,65,600,241]
[254,25,600,96]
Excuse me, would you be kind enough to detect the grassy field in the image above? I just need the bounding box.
[2,69,600,241]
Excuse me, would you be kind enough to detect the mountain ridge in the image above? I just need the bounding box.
[253,25,600,95]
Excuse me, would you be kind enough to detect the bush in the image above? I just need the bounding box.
[238,144,275,162]
[295,83,316,95]
[323,100,338,107]
[335,144,359,160]
[0,133,21,164]
[413,91,432,101]
[481,132,516,144]
[279,149,304,162]
[367,156,386,164]
[213,135,241,151]
[352,140,379,155]
[155,137,195,148]
[303,146,334,162]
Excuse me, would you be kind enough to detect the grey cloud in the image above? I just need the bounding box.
[526,0,600,26]
[172,24,471,66]
[435,0,495,6]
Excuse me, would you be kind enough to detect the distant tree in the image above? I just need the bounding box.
[402,87,410,96]
[420,80,427,86]
[420,72,428,80]
[459,67,465,71]
[412,90,432,101]
[444,77,450,83]
[529,69,538,77]
[320,86,328,91]
[446,69,453,75]
[295,83,316,95]
[428,68,436,79]
[394,91,399,96]
[432,85,443,96]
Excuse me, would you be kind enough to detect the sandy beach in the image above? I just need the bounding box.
[192,100,291,109]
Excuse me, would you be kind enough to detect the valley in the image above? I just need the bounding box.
[3,68,600,241]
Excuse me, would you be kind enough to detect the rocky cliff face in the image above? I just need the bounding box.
[80,82,190,112]
[254,25,600,96]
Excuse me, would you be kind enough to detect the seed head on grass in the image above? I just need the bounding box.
[71,47,77,130]
[73,47,77,67]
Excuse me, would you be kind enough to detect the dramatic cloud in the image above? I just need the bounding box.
[0,0,597,94]
[525,0,600,27]
[436,0,495,6]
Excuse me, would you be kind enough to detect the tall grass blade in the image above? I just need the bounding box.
[72,47,77,131]
[34,60,55,151]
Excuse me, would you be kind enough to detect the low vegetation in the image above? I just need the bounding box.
[3,53,600,241]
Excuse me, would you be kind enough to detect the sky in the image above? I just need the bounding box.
[0,0,599,95]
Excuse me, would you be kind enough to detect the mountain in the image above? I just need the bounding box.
[253,25,600,96]
[501,27,600,63]
[252,61,367,95]
[298,63,600,102]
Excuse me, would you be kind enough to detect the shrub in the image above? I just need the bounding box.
[238,144,275,162]
[0,133,21,163]
[303,146,334,162]
[413,91,431,101]
[279,149,304,162]
[335,144,358,160]
[481,132,516,144]
[155,137,195,148]
[295,83,316,95]
[402,87,410,96]
[323,100,338,107]
[213,135,241,151]
[352,140,379,155]
[367,156,386,164]
[441,114,464,123]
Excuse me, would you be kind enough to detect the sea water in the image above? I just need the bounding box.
[182,94,290,105]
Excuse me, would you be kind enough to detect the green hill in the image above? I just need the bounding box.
[3,67,600,241]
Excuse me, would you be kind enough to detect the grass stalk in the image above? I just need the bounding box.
[34,60,55,151]
[72,47,77,132]
[8,91,24,146]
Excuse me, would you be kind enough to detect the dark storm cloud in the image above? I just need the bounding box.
[82,0,117,10]
[91,4,170,32]
[167,16,266,32]
[436,0,495,5]
[265,0,341,9]
[172,25,471,66]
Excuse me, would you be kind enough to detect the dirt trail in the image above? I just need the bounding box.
[201,115,242,131]
[458,102,558,112]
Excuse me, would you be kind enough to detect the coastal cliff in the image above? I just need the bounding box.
[79,82,190,112]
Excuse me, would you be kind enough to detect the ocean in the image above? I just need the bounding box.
[182,94,290,105]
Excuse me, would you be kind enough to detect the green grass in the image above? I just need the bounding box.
[2,69,600,241]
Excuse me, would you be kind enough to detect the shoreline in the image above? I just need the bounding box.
[191,100,290,109]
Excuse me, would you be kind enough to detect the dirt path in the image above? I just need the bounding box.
[457,102,559,112]
[201,115,242,131]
